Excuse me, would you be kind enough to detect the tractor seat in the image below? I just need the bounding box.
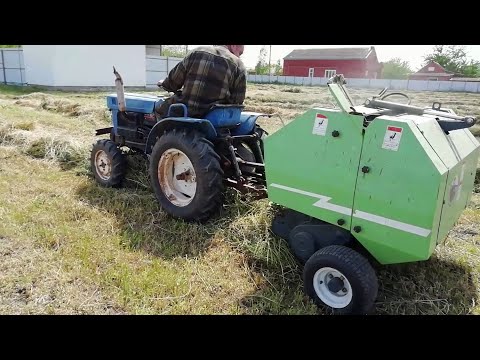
[204,104,245,128]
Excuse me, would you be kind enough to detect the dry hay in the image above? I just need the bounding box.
[13,92,109,121]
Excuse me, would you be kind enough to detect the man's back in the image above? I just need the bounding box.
[160,45,247,118]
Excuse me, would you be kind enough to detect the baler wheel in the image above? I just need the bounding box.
[303,245,378,315]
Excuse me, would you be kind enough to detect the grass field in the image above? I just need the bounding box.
[0,82,479,315]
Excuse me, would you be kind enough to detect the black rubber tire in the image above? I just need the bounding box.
[236,142,256,174]
[149,128,224,222]
[90,139,127,188]
[303,245,378,315]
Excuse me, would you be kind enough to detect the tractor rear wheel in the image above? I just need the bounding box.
[236,142,256,174]
[303,245,378,315]
[90,139,127,187]
[149,128,224,222]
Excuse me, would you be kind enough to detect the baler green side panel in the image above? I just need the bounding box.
[409,119,480,244]
[264,108,364,230]
[409,116,463,168]
[459,128,480,207]
[432,128,480,244]
[351,118,446,265]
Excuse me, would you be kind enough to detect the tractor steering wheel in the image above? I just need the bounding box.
[380,92,411,105]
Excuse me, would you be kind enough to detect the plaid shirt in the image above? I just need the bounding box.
[161,45,247,118]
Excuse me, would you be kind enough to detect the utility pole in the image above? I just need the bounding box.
[185,45,188,55]
[269,45,272,75]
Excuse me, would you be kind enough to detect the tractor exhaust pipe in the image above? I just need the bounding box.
[113,66,126,112]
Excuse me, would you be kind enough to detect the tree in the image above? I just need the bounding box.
[272,59,283,75]
[255,47,282,75]
[162,45,187,58]
[255,46,269,74]
[382,58,412,79]
[0,45,20,48]
[423,45,480,77]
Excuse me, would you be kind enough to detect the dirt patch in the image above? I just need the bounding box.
[282,87,302,93]
[244,105,277,114]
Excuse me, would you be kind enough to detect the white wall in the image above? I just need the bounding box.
[23,45,56,86]
[23,45,146,87]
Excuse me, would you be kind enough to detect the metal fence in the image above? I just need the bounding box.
[0,48,25,85]
[145,55,182,87]
[246,74,480,93]
[2,48,480,93]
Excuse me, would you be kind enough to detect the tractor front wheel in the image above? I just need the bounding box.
[90,139,127,187]
[303,245,378,315]
[149,128,224,222]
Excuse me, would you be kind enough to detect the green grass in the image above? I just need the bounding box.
[0,83,479,315]
[0,84,46,96]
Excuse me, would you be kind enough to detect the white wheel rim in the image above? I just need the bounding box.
[158,148,197,207]
[313,267,353,309]
[95,150,112,180]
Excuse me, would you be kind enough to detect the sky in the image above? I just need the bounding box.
[188,45,480,71]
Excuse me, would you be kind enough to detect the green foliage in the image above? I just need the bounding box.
[272,60,283,76]
[0,45,20,48]
[382,58,413,79]
[162,45,187,58]
[423,45,480,77]
[255,47,283,75]
[255,46,269,74]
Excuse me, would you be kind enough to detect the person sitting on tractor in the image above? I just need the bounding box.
[155,45,247,119]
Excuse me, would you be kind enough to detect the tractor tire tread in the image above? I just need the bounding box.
[150,128,224,222]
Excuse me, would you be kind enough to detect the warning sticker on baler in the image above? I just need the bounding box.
[382,126,403,151]
[312,113,328,136]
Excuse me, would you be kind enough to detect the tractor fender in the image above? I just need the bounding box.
[145,117,217,154]
[231,112,270,136]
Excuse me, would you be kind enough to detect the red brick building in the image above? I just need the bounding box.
[282,46,383,79]
[408,61,454,81]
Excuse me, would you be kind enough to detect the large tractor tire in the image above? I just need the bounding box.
[91,139,127,188]
[149,128,224,222]
[236,142,256,174]
[303,245,378,315]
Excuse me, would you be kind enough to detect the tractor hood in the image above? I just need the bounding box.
[107,93,163,114]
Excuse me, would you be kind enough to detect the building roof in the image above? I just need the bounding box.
[412,61,454,76]
[283,47,374,60]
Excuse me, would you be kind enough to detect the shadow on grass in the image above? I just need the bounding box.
[238,252,477,315]
[235,259,321,315]
[74,152,319,314]
[373,255,477,315]
[75,153,226,260]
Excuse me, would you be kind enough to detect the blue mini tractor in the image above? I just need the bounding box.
[91,67,269,221]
